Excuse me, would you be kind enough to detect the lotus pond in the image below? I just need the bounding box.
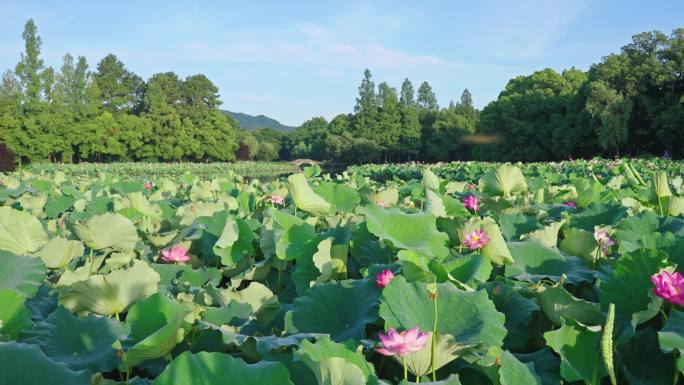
[0,159,683,385]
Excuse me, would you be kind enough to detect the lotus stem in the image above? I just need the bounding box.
[658,197,666,218]
[87,248,94,276]
[590,347,601,385]
[431,290,438,382]
[403,356,408,381]
[276,266,282,293]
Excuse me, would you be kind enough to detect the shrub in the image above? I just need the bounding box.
[0,143,16,172]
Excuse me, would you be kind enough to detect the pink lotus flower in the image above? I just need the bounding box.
[463,194,480,212]
[651,270,684,307]
[594,230,615,255]
[144,182,154,190]
[160,245,190,263]
[564,201,577,208]
[376,269,394,288]
[376,327,430,357]
[463,229,489,250]
[270,195,285,206]
[377,200,388,208]
[468,184,477,191]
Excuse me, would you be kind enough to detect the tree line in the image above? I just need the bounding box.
[1,19,682,165]
[0,19,239,165]
[251,29,683,162]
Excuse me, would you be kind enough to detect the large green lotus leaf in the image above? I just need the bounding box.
[315,181,361,213]
[0,251,45,297]
[111,181,145,194]
[599,249,666,329]
[423,168,441,191]
[567,203,627,232]
[498,212,539,241]
[21,306,130,372]
[506,240,593,284]
[288,173,332,216]
[442,195,469,218]
[515,349,561,385]
[178,267,222,287]
[359,205,449,260]
[380,276,506,367]
[668,196,684,217]
[480,217,514,265]
[535,283,604,326]
[544,319,606,383]
[44,195,75,219]
[485,282,539,349]
[479,164,527,197]
[613,210,674,254]
[527,221,564,248]
[24,284,58,323]
[59,261,160,316]
[128,192,162,219]
[153,351,293,385]
[198,211,254,267]
[0,206,49,254]
[72,213,139,253]
[125,293,192,341]
[425,189,448,218]
[189,180,219,201]
[619,329,676,385]
[652,171,672,199]
[442,254,492,286]
[499,350,542,385]
[290,279,380,342]
[658,309,684,374]
[269,209,320,261]
[303,357,366,385]
[295,337,377,385]
[312,237,334,283]
[374,188,399,206]
[124,315,186,368]
[208,282,279,326]
[201,301,252,328]
[38,237,84,269]
[177,201,226,225]
[0,289,31,339]
[559,228,596,260]
[0,342,91,385]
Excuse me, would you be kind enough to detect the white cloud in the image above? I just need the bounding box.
[174,17,444,71]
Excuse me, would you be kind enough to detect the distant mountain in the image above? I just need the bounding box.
[223,110,296,132]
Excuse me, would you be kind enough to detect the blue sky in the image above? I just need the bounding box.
[1,0,682,126]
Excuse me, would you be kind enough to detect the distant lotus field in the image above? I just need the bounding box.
[0,159,683,384]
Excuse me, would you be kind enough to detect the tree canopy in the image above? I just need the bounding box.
[1,20,682,165]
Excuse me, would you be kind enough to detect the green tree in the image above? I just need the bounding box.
[14,19,45,113]
[353,69,380,151]
[377,82,401,161]
[417,81,438,111]
[94,54,143,113]
[586,80,631,156]
[397,79,421,160]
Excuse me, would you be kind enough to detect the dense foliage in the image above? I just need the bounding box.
[0,159,683,384]
[271,30,684,163]
[24,161,299,180]
[2,20,681,166]
[0,20,239,165]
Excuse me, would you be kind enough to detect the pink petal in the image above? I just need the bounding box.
[375,348,395,356]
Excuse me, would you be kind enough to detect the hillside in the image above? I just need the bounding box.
[223,110,295,131]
